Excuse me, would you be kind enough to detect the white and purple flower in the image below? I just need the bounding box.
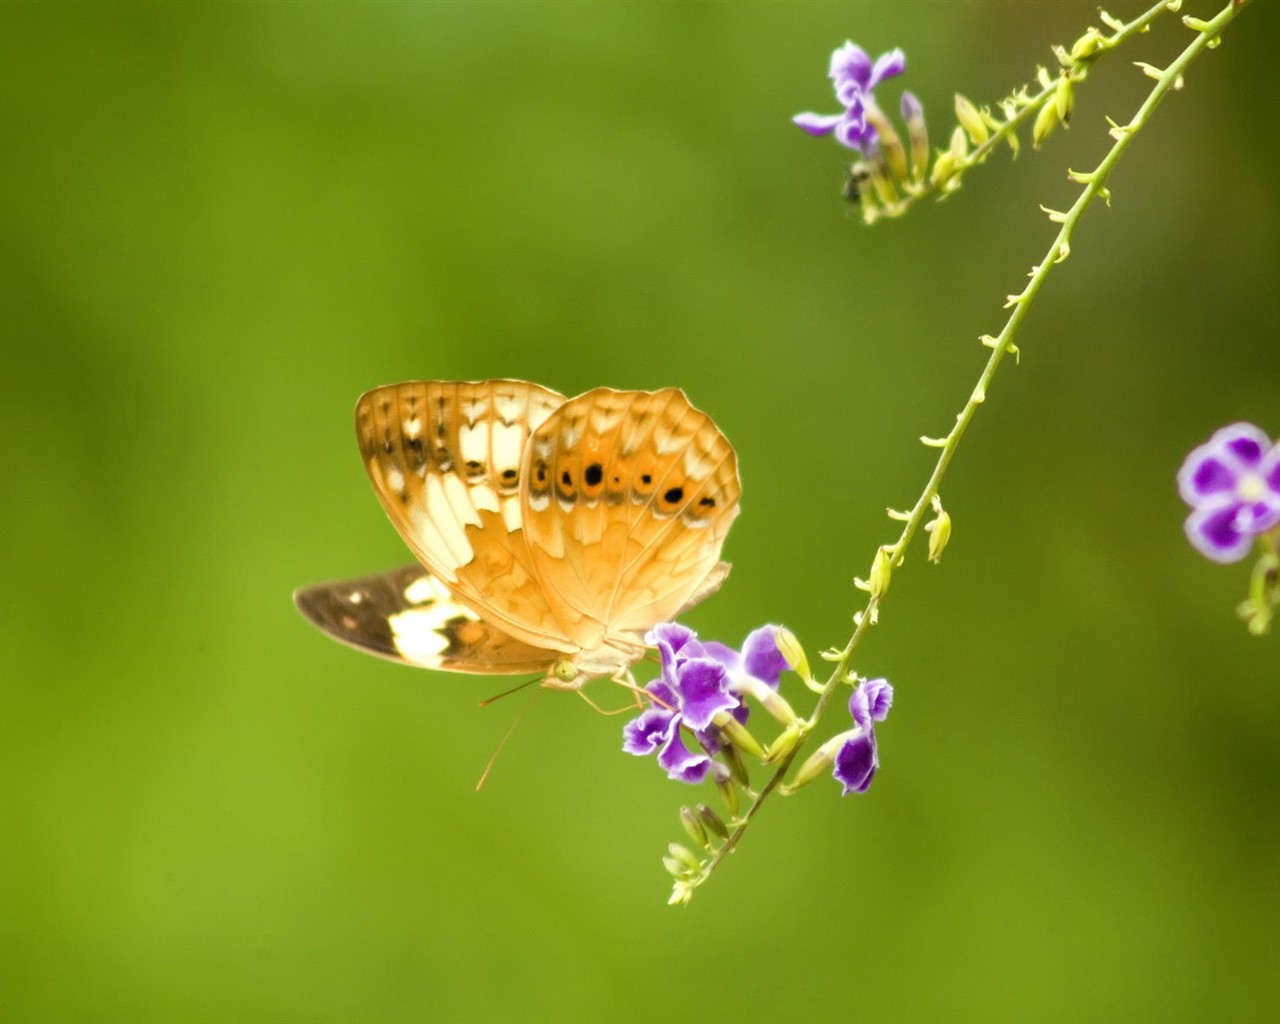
[793,41,906,151]
[623,623,792,784]
[1178,423,1280,563]
[831,677,894,795]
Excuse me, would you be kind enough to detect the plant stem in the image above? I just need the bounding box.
[686,0,1248,899]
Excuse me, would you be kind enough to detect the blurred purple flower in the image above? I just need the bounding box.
[1178,423,1280,563]
[794,41,906,151]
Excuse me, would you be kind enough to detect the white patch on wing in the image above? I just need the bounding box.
[654,431,683,456]
[386,467,405,494]
[404,417,421,439]
[442,473,482,530]
[682,450,711,479]
[471,484,500,514]
[495,395,523,424]
[403,573,449,606]
[501,497,522,532]
[491,422,524,473]
[458,423,487,467]
[421,478,473,569]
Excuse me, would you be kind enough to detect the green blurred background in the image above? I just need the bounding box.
[3,2,1278,1021]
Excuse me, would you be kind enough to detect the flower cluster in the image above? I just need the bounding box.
[1178,423,1280,563]
[622,623,786,784]
[624,622,894,798]
[793,41,907,152]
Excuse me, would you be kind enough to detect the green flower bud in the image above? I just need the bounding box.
[764,724,803,764]
[774,626,812,684]
[715,711,765,760]
[668,843,702,873]
[1054,77,1074,125]
[680,806,710,850]
[868,545,894,601]
[954,93,989,147]
[862,102,910,185]
[712,763,740,817]
[696,804,730,840]
[925,497,952,565]
[1033,98,1058,148]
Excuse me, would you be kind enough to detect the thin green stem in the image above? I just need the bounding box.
[891,0,1174,218]
[683,0,1248,900]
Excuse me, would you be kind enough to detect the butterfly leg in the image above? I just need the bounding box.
[574,686,644,717]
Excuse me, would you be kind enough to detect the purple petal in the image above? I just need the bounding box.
[657,727,711,784]
[645,622,698,658]
[742,625,788,689]
[1238,499,1280,534]
[834,77,865,108]
[861,678,894,722]
[701,640,742,675]
[833,730,878,795]
[623,707,676,756]
[849,685,871,730]
[1185,500,1255,563]
[869,48,906,88]
[674,658,736,731]
[1178,452,1240,506]
[1263,445,1280,494]
[828,41,871,87]
[793,111,843,136]
[1221,425,1269,467]
[645,679,678,711]
[900,90,923,122]
[834,103,875,149]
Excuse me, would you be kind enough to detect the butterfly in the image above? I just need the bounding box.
[294,380,741,689]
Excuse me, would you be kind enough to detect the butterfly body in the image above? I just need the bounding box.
[295,380,740,688]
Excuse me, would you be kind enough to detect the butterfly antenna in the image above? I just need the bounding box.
[478,676,540,708]
[475,684,541,791]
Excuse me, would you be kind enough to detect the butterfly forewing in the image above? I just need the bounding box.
[293,566,561,674]
[520,387,740,651]
[356,380,578,654]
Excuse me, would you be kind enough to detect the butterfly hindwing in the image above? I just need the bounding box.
[293,565,562,674]
[520,387,740,650]
[356,380,578,655]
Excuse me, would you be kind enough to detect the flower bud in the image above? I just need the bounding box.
[668,843,702,873]
[764,724,803,764]
[1070,31,1101,61]
[925,498,952,564]
[711,762,740,817]
[773,626,812,684]
[930,150,959,190]
[1033,98,1058,148]
[663,856,690,879]
[680,806,710,850]
[1054,76,1074,125]
[789,737,842,790]
[714,711,765,760]
[722,740,751,789]
[696,804,730,840]
[954,93,989,147]
[864,148,899,208]
[862,102,909,185]
[900,91,929,183]
[868,545,894,600]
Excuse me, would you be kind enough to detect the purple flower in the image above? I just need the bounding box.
[793,41,906,151]
[1178,423,1280,563]
[832,678,893,796]
[622,623,794,783]
[623,624,738,784]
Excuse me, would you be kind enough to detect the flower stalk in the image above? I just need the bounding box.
[673,0,1250,903]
